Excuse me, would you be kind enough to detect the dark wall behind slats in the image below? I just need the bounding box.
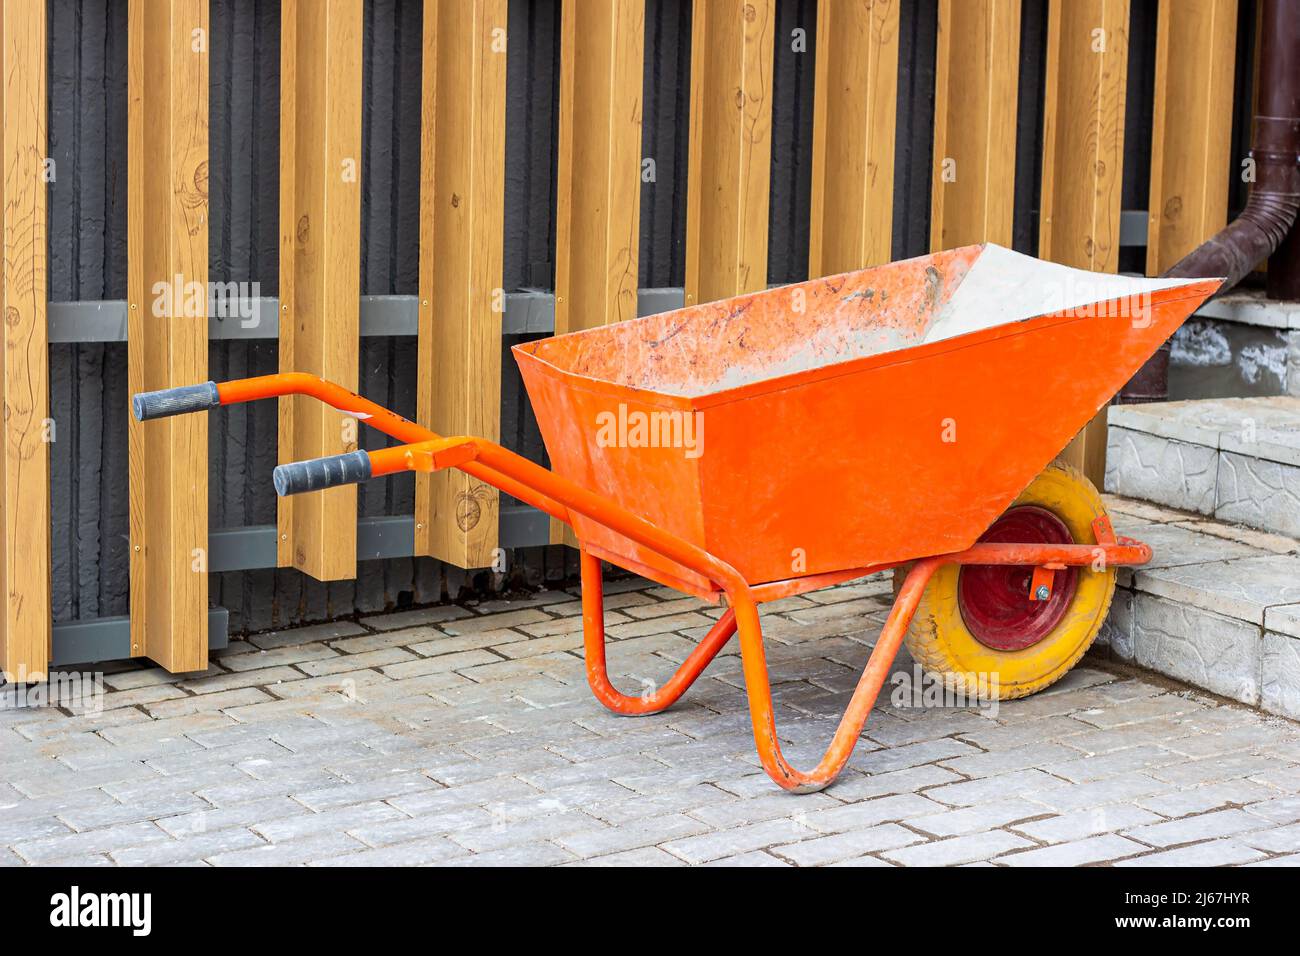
[46,0,1176,635]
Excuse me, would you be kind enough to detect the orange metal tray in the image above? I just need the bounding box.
[514,243,1219,598]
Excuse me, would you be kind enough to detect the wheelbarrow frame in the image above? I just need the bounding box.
[134,371,1151,793]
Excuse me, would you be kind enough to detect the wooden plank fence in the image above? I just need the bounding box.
[127,0,211,672]
[0,0,51,681]
[1,0,1249,673]
[413,0,508,570]
[685,0,776,303]
[1146,0,1237,274]
[278,0,364,583]
[808,0,899,275]
[1040,0,1131,484]
[550,0,645,547]
[930,0,1021,250]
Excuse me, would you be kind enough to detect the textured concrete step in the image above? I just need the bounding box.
[1099,494,1300,722]
[1105,396,1300,539]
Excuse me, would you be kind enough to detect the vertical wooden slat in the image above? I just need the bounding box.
[1146,0,1237,275]
[277,0,363,581]
[1039,0,1130,486]
[550,0,645,546]
[684,0,775,304]
[930,0,1022,250]
[127,0,210,672]
[0,0,51,681]
[807,0,899,277]
[414,0,508,569]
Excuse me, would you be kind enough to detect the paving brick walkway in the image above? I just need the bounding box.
[3,575,1300,866]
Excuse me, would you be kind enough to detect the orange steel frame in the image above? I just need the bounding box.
[214,372,1152,792]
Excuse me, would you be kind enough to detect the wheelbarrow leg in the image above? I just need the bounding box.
[732,558,944,793]
[580,550,737,715]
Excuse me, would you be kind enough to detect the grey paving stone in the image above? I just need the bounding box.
[770,824,921,866]
[386,777,538,816]
[439,609,553,635]
[1147,751,1292,787]
[998,833,1147,867]
[822,764,964,802]
[663,818,815,864]
[156,796,308,838]
[852,738,982,776]
[1137,779,1278,818]
[222,643,342,673]
[309,835,470,866]
[1115,838,1267,867]
[111,828,265,865]
[555,813,713,858]
[583,784,737,825]
[0,816,74,846]
[358,605,474,631]
[905,798,1050,838]
[687,792,839,829]
[939,743,1082,780]
[703,850,793,867]
[249,621,369,649]
[567,846,686,866]
[144,687,275,719]
[450,810,608,853]
[826,854,896,867]
[445,841,578,867]
[883,830,1034,867]
[54,789,208,830]
[177,666,305,695]
[13,821,169,864]
[924,769,1063,808]
[292,772,444,812]
[251,801,406,843]
[1238,822,1300,853]
[952,715,1087,751]
[207,832,369,866]
[802,793,945,834]
[349,806,493,847]
[1012,804,1161,843]
[1122,808,1264,848]
[1244,853,1300,866]
[1241,794,1300,826]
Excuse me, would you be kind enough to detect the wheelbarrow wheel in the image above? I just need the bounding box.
[892,459,1116,701]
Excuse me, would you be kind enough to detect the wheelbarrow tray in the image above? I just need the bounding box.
[514,243,1219,598]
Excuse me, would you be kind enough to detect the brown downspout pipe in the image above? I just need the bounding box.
[1121,0,1300,402]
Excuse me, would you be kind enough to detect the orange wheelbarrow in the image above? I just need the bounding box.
[133,244,1220,793]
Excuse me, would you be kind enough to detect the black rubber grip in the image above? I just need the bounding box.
[273,450,372,496]
[132,382,220,421]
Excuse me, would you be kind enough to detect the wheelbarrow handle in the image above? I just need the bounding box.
[273,450,371,496]
[273,438,480,497]
[131,382,221,421]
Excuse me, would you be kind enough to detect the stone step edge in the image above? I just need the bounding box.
[1104,424,1300,539]
[1098,495,1300,722]
[1109,400,1300,469]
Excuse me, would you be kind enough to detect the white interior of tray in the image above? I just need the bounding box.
[923,244,1209,345]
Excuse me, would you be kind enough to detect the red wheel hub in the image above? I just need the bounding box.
[958,506,1079,651]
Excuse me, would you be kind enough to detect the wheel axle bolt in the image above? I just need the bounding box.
[1034,584,1051,601]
